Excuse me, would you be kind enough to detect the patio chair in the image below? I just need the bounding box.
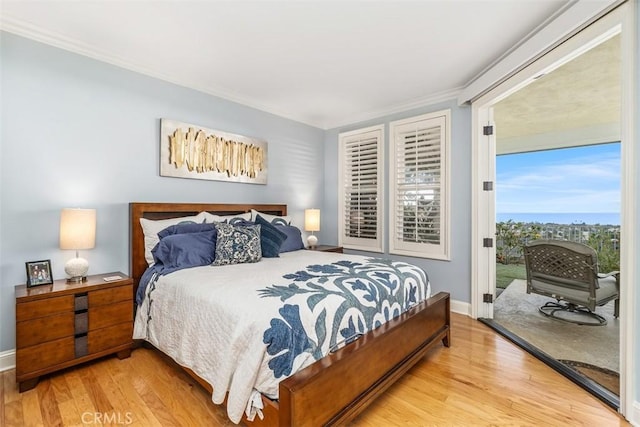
[524,239,619,326]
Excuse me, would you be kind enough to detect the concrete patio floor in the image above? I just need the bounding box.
[493,279,619,374]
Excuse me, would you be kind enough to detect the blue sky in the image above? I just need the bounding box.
[496,142,621,213]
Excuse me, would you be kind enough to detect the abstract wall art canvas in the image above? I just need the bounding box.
[160,119,268,184]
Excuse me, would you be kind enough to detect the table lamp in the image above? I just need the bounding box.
[60,208,96,283]
[305,209,320,248]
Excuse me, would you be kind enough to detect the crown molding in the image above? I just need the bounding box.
[324,87,462,130]
[1,14,461,130]
[0,15,328,129]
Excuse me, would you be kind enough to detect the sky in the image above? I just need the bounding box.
[496,142,621,214]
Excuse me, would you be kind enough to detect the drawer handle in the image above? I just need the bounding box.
[74,312,88,335]
[75,335,88,358]
[74,294,88,311]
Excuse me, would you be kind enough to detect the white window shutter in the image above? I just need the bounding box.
[338,125,384,252]
[390,110,450,260]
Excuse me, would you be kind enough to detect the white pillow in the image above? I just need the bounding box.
[250,209,292,225]
[201,211,251,224]
[140,212,208,266]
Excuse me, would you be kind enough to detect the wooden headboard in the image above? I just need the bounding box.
[129,202,287,295]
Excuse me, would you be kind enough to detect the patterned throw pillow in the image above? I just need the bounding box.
[213,223,262,265]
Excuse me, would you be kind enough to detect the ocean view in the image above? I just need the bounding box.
[496,212,620,226]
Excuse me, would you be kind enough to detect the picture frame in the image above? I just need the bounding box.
[25,259,53,287]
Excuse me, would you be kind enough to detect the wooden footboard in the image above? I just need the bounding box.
[130,202,450,427]
[278,291,450,426]
[179,291,449,427]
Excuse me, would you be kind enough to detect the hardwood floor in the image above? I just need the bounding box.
[2,313,628,426]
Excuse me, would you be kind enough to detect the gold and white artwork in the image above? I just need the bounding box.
[160,119,268,184]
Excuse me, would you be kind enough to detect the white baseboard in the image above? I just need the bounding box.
[630,401,640,426]
[0,349,16,372]
[451,298,471,316]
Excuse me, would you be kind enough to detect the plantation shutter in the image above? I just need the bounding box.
[390,111,450,260]
[338,125,384,252]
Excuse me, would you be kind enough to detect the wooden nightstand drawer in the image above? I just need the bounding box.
[90,284,132,307]
[16,337,75,376]
[16,312,75,349]
[16,295,74,322]
[89,300,133,330]
[88,322,133,354]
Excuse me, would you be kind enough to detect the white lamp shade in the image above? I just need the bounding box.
[60,208,96,250]
[305,209,320,232]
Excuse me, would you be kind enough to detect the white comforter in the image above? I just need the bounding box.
[133,250,430,424]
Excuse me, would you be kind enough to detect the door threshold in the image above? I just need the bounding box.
[478,317,619,410]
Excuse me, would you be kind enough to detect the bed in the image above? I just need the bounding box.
[130,202,450,426]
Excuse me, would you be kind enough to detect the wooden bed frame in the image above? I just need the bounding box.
[130,202,451,426]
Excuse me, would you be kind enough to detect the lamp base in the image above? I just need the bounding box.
[307,234,318,248]
[65,257,89,283]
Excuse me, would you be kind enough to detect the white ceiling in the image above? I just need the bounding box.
[1,0,571,129]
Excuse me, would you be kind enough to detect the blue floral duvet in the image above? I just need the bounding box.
[133,250,430,424]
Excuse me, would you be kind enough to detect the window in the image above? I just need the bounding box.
[338,125,384,252]
[389,110,450,260]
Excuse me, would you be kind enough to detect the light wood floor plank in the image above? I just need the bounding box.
[20,387,44,427]
[4,400,23,427]
[79,365,114,416]
[102,358,163,426]
[130,370,182,426]
[0,371,4,424]
[3,371,20,405]
[89,361,139,425]
[1,313,629,426]
[37,380,63,426]
[57,398,84,427]
[63,368,99,423]
[49,373,73,405]
[131,349,208,426]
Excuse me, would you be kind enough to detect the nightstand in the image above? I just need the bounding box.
[307,245,344,253]
[15,272,133,392]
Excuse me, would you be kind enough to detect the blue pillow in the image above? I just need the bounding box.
[213,223,262,265]
[158,222,216,239]
[276,225,305,253]
[255,215,288,258]
[151,230,217,274]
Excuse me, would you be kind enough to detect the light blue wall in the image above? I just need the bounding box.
[323,100,472,302]
[0,33,325,352]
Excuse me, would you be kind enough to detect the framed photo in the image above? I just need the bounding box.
[25,260,53,287]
